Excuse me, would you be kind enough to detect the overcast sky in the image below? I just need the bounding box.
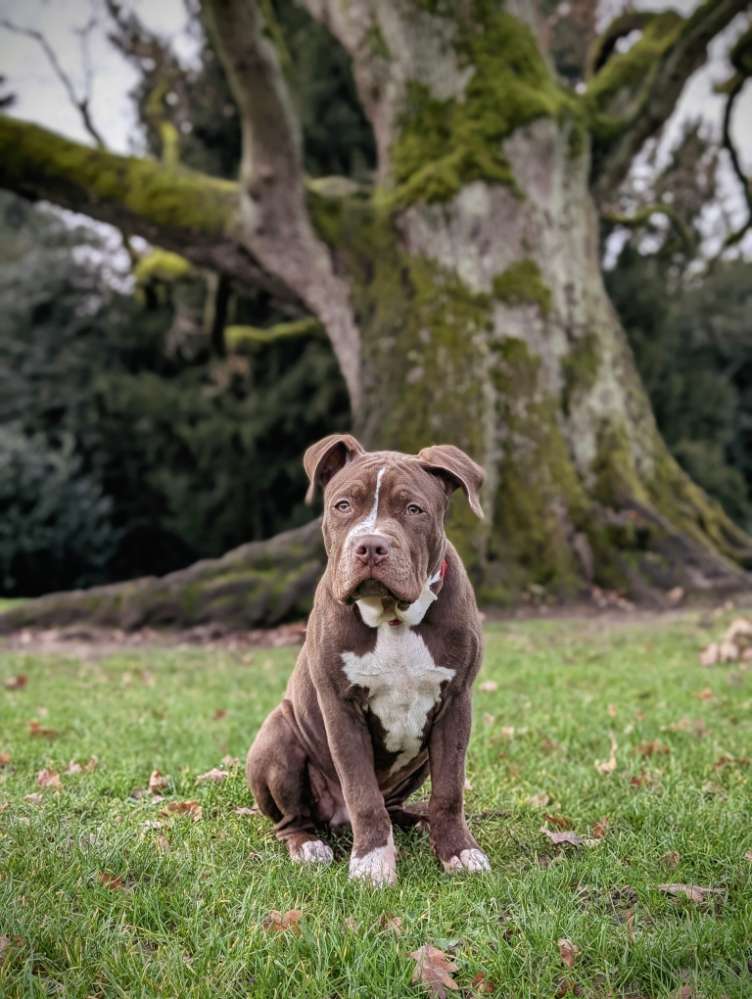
[1,0,750,255]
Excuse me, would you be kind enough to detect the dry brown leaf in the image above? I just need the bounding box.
[500,725,515,739]
[409,944,459,998]
[212,708,228,721]
[36,768,62,790]
[591,817,610,839]
[526,792,550,808]
[379,914,403,934]
[65,755,98,774]
[666,717,706,738]
[161,800,202,821]
[540,827,594,848]
[97,872,126,891]
[625,909,636,942]
[636,739,670,758]
[478,681,498,692]
[233,806,261,817]
[607,703,617,718]
[555,978,583,997]
[662,850,681,869]
[558,938,580,969]
[4,674,27,690]
[27,719,58,740]
[24,792,43,805]
[744,850,752,862]
[471,971,495,993]
[694,687,714,701]
[196,767,227,783]
[658,883,724,903]
[595,733,617,774]
[0,752,11,767]
[262,909,303,933]
[148,769,170,794]
[544,813,573,830]
[713,754,750,769]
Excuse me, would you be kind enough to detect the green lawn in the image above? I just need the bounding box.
[1,613,751,998]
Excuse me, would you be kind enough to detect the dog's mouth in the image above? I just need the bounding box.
[345,578,412,609]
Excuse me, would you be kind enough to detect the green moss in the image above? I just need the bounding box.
[225,317,322,349]
[584,12,683,144]
[561,331,601,411]
[365,23,389,60]
[0,115,239,237]
[491,259,552,316]
[384,10,583,210]
[134,249,193,285]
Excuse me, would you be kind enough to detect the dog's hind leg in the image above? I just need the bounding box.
[246,703,333,865]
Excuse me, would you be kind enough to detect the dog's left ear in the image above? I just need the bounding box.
[418,444,485,518]
[304,433,365,504]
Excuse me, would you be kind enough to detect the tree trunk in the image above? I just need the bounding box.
[314,114,751,605]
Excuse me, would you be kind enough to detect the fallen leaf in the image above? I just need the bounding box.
[0,752,11,766]
[591,817,610,839]
[555,979,582,997]
[64,757,97,775]
[544,813,573,830]
[148,770,170,794]
[409,944,459,997]
[540,827,594,848]
[526,792,550,808]
[161,800,202,821]
[471,971,495,993]
[666,717,706,737]
[196,767,227,783]
[36,768,62,790]
[27,719,58,740]
[713,754,750,769]
[500,725,515,739]
[233,806,260,817]
[262,909,303,933]
[629,770,658,787]
[694,687,714,701]
[744,850,752,862]
[607,703,617,718]
[4,674,27,690]
[558,938,580,969]
[97,871,126,891]
[66,761,82,775]
[625,909,635,942]
[636,739,670,758]
[701,780,723,795]
[662,850,681,869]
[379,914,403,934]
[24,792,43,805]
[658,883,724,903]
[482,713,495,726]
[478,681,498,692]
[212,708,228,721]
[141,820,163,831]
[595,733,618,774]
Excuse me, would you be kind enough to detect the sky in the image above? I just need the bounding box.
[0,0,750,257]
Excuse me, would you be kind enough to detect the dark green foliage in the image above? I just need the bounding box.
[0,194,348,595]
[0,426,119,594]
[607,247,752,528]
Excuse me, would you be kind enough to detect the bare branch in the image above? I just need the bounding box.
[600,202,696,253]
[587,0,750,201]
[0,16,107,148]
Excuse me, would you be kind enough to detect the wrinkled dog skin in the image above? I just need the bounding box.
[246,434,490,885]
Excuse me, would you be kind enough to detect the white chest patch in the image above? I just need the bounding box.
[341,625,455,773]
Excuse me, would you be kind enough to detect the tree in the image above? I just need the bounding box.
[1,0,751,632]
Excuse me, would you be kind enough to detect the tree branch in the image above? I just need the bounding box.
[0,114,295,299]
[0,16,107,149]
[587,0,750,201]
[600,202,696,253]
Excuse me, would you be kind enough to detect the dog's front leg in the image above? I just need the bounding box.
[318,690,396,887]
[428,691,491,874]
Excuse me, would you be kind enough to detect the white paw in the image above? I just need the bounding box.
[349,832,397,887]
[293,839,334,865]
[442,848,491,874]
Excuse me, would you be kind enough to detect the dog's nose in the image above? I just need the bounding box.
[354,535,390,567]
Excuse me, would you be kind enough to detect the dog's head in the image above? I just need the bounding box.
[304,434,484,608]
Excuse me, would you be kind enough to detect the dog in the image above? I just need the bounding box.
[246,434,490,886]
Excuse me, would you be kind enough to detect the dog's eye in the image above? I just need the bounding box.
[406,503,424,515]
[333,499,351,513]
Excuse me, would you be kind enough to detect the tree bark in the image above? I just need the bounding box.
[1,0,750,632]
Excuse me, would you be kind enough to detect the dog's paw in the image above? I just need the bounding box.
[292,839,334,865]
[349,833,397,887]
[442,848,491,874]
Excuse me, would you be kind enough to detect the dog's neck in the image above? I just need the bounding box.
[355,557,448,629]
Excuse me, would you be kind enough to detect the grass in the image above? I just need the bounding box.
[1,613,751,998]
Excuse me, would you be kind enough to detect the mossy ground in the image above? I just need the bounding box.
[2,612,751,997]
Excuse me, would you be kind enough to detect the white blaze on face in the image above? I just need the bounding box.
[346,466,386,546]
[342,625,455,773]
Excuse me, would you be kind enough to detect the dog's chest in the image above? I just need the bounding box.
[341,625,455,772]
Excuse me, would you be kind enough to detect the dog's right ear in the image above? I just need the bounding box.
[303,434,365,504]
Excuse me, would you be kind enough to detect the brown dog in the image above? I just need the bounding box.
[246,434,490,885]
